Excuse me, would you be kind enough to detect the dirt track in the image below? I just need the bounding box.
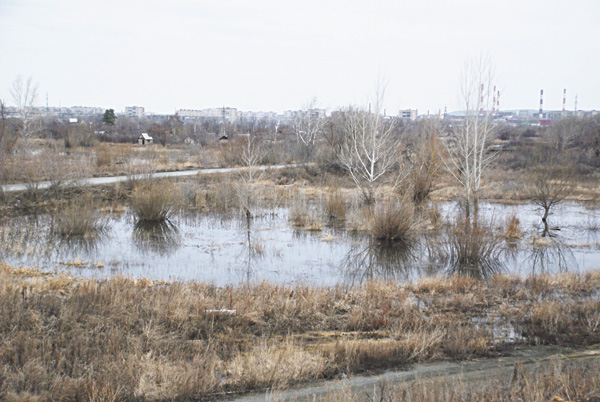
[228,345,600,402]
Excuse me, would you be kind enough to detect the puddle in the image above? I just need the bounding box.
[1,202,600,285]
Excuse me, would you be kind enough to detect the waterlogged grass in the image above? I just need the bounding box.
[1,263,599,400]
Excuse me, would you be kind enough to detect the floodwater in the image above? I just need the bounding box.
[1,201,600,285]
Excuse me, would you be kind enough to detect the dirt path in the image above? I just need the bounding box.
[227,346,600,402]
[1,163,304,193]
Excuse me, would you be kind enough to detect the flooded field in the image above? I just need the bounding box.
[2,201,600,285]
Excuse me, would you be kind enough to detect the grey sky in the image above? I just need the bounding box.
[1,0,598,115]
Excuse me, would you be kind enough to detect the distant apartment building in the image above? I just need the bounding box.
[279,109,326,123]
[399,109,418,121]
[176,107,238,122]
[238,111,278,121]
[71,106,104,115]
[125,106,145,119]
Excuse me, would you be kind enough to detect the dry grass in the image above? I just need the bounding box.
[130,181,179,222]
[323,188,346,221]
[443,215,504,278]
[1,264,599,400]
[504,212,523,239]
[314,359,600,402]
[370,198,418,242]
[51,198,106,237]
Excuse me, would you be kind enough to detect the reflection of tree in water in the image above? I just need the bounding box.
[340,238,419,285]
[527,237,576,274]
[238,214,265,282]
[133,221,181,256]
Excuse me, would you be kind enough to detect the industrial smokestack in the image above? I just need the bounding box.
[539,89,544,119]
[497,90,500,114]
[492,85,496,115]
[563,89,566,113]
[479,84,484,116]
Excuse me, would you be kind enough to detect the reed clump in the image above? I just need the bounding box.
[444,215,504,278]
[130,181,179,222]
[504,212,523,239]
[51,198,106,237]
[370,198,417,242]
[323,189,346,221]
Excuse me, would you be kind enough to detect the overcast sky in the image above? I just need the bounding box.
[1,0,599,115]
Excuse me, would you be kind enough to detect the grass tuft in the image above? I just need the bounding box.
[130,181,179,222]
[370,198,417,242]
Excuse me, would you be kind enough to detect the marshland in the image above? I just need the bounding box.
[1,96,600,401]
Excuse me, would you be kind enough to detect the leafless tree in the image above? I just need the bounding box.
[338,82,402,205]
[291,97,324,161]
[10,76,39,147]
[235,135,268,217]
[445,55,498,219]
[528,161,574,236]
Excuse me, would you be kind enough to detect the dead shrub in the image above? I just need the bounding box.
[504,212,523,239]
[95,145,112,168]
[323,188,346,221]
[443,215,504,278]
[51,198,106,238]
[131,181,179,222]
[370,198,417,242]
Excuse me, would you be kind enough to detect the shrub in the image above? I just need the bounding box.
[323,188,346,221]
[370,198,417,242]
[130,182,179,222]
[444,215,504,278]
[52,199,106,238]
[504,212,522,239]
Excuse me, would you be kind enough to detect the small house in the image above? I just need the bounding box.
[138,133,153,145]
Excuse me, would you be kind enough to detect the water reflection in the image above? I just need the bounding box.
[340,238,419,285]
[528,237,576,274]
[237,214,267,282]
[440,217,505,279]
[52,230,106,255]
[132,220,181,256]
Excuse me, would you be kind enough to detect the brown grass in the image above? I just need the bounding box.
[370,198,418,242]
[444,215,504,278]
[1,264,599,400]
[504,212,523,239]
[323,188,346,221]
[313,359,600,401]
[51,198,106,237]
[130,181,179,222]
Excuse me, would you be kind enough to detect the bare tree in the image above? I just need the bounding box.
[528,161,573,236]
[444,55,498,219]
[10,76,39,147]
[291,97,324,161]
[235,135,268,217]
[338,82,402,205]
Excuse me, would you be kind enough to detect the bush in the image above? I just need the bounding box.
[130,182,179,222]
[323,188,346,221]
[370,198,417,242]
[52,199,106,238]
[444,215,504,278]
